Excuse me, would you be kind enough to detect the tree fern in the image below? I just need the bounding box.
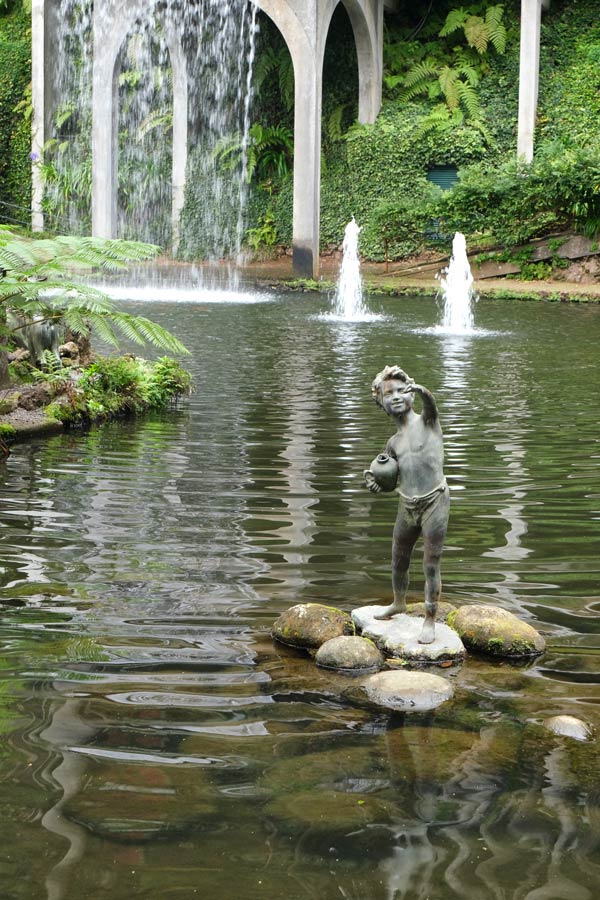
[0,230,189,357]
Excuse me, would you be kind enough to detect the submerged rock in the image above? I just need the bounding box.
[544,715,592,742]
[360,670,454,712]
[315,635,383,672]
[272,603,354,650]
[447,604,545,658]
[352,606,465,664]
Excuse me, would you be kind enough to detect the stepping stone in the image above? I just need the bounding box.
[360,670,454,712]
[272,603,354,650]
[544,715,592,742]
[352,605,465,664]
[315,635,383,672]
[447,604,545,658]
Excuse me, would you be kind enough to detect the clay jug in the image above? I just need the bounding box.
[369,453,398,492]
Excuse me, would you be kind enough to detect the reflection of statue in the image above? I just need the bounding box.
[364,365,449,644]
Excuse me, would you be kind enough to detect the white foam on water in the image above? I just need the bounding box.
[98,284,272,305]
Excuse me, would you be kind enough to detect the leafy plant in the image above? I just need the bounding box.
[384,4,507,131]
[254,45,294,112]
[246,210,277,253]
[0,228,188,387]
[215,123,294,185]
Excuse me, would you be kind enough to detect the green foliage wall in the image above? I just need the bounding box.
[0,6,31,225]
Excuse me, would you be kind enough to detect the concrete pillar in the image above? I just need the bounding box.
[345,0,382,124]
[31,0,45,232]
[517,0,542,162]
[292,56,322,278]
[164,28,188,254]
[91,40,119,239]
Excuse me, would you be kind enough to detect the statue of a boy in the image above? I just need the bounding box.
[364,365,449,644]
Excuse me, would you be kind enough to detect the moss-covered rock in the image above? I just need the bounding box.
[447,604,545,659]
[315,635,383,672]
[272,603,354,650]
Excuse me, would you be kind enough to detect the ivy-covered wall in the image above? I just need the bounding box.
[0,5,31,226]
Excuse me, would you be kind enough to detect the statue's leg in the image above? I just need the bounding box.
[419,489,450,644]
[374,506,419,619]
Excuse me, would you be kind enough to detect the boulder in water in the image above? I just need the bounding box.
[447,604,545,658]
[315,635,383,672]
[544,715,592,742]
[272,603,354,650]
[360,670,454,712]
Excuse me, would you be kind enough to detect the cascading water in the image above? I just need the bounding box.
[45,0,257,264]
[332,217,369,320]
[438,232,477,333]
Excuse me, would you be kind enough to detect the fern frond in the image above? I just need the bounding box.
[457,81,480,118]
[402,60,439,91]
[464,16,489,54]
[440,8,469,37]
[486,6,507,54]
[438,66,460,110]
[328,105,346,141]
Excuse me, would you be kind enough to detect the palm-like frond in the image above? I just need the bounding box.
[0,230,188,356]
[464,16,489,54]
[440,8,469,37]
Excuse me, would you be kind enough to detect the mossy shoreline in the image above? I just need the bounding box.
[0,354,192,454]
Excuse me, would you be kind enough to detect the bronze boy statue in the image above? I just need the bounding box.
[364,365,449,644]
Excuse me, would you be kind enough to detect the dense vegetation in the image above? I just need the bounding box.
[2,0,600,264]
[0,2,31,228]
[226,0,600,263]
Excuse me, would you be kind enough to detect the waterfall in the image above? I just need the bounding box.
[44,0,258,260]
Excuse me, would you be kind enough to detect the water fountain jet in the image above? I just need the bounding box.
[323,217,380,323]
[438,232,477,334]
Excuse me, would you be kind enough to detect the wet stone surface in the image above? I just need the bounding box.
[358,670,454,712]
[315,635,384,671]
[544,715,593,742]
[448,604,546,658]
[352,606,466,664]
[272,603,355,650]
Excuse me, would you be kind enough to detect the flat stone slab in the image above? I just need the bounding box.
[361,670,454,712]
[352,606,465,664]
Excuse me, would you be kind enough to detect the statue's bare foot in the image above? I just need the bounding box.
[374,603,405,620]
[418,617,436,644]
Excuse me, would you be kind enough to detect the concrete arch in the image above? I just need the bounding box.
[255,0,383,276]
[92,1,188,245]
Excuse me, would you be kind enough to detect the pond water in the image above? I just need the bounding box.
[1,291,599,900]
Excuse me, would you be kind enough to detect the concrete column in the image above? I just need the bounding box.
[31,0,45,232]
[91,44,119,239]
[292,57,322,278]
[165,30,188,255]
[517,0,542,162]
[347,0,382,124]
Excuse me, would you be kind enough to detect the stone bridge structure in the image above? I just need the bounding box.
[31,0,549,277]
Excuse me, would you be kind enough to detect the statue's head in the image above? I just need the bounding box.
[371,365,414,411]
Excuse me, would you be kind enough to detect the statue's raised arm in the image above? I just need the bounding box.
[403,382,439,426]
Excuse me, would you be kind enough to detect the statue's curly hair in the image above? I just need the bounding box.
[371,365,413,408]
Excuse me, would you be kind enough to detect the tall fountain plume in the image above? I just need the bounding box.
[333,217,368,320]
[439,232,477,333]
[45,0,258,260]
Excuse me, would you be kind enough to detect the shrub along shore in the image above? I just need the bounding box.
[0,351,192,456]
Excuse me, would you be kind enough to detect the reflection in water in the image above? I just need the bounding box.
[0,294,599,899]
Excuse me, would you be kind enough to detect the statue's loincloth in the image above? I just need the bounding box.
[397,479,449,525]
